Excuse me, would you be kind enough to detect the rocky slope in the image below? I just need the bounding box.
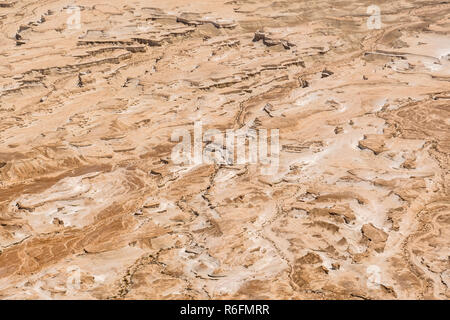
[0,0,448,299]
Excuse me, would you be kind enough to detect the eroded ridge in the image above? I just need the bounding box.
[0,0,449,299]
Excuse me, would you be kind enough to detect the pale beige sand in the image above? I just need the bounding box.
[0,0,449,299]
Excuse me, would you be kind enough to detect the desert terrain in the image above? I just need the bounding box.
[0,0,449,299]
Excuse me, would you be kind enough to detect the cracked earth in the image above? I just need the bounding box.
[0,0,449,299]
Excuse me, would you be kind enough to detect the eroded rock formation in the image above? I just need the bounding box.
[0,0,449,299]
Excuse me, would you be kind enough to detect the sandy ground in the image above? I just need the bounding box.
[0,0,449,299]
